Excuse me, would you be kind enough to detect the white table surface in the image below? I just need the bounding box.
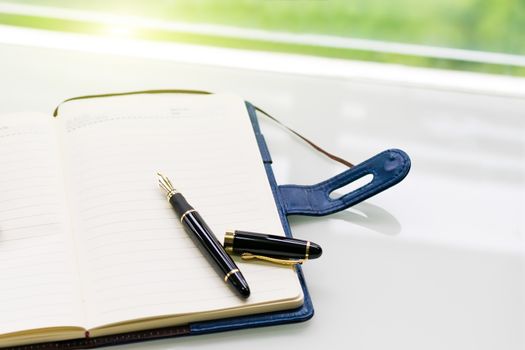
[1,26,525,350]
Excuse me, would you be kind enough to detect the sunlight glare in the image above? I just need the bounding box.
[105,24,135,38]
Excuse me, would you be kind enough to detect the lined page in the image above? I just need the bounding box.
[0,113,82,335]
[57,94,303,328]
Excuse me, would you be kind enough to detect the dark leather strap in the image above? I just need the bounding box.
[278,149,411,216]
[52,89,353,168]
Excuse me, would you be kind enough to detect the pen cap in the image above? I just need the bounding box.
[224,230,322,260]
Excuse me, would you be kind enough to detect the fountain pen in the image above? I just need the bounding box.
[157,173,250,298]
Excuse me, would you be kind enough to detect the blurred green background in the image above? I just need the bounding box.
[1,0,524,76]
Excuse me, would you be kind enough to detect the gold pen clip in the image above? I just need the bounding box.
[241,253,304,266]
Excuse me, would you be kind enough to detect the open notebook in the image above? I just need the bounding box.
[0,93,304,347]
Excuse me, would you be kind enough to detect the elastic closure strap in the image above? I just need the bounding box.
[278,149,411,216]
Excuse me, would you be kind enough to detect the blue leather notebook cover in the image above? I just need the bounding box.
[5,99,410,350]
[191,101,411,335]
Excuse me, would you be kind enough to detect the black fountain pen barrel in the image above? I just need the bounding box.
[225,230,322,260]
[169,192,194,217]
[157,173,250,298]
[166,190,250,298]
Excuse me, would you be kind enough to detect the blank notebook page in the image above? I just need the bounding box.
[56,93,303,329]
[0,113,82,335]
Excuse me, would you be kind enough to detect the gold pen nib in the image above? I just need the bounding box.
[157,172,178,200]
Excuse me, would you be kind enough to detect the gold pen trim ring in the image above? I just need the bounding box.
[180,209,197,223]
[305,241,311,260]
[224,230,235,254]
[166,189,179,201]
[224,269,239,282]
